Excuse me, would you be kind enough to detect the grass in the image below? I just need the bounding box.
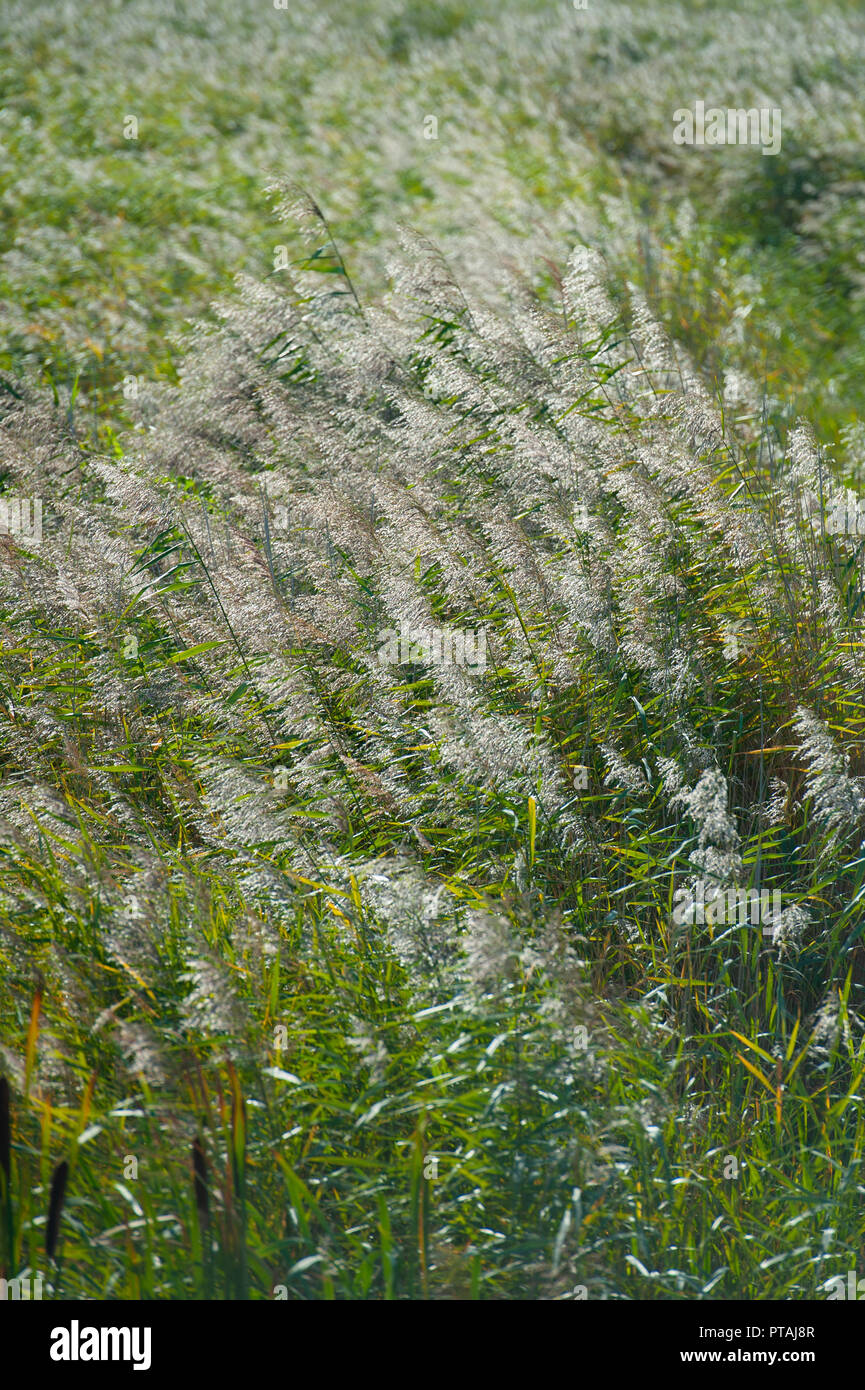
[1,0,865,1302]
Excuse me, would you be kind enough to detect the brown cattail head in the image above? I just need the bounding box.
[46,1159,69,1261]
[192,1135,209,1230]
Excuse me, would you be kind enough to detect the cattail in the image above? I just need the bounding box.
[46,1159,69,1261]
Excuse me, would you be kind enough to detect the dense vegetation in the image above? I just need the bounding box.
[1,0,865,1300]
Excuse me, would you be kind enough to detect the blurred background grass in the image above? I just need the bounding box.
[3,0,865,461]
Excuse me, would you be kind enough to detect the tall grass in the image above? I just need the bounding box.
[1,0,865,1301]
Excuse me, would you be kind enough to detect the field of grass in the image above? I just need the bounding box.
[2,0,865,1302]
